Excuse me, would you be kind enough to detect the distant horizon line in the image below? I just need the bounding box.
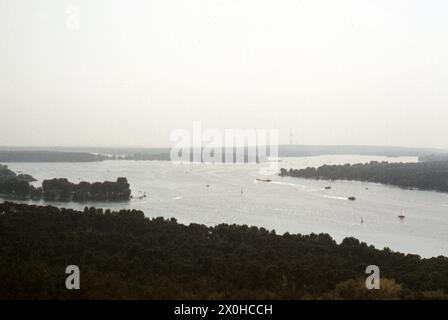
[0,144,447,152]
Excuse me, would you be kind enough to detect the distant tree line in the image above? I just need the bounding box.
[277,145,446,158]
[119,153,171,161]
[0,165,130,201]
[280,160,448,193]
[0,202,447,299]
[2,146,447,163]
[0,151,109,162]
[419,153,448,162]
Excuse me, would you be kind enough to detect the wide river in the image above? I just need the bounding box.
[3,155,448,258]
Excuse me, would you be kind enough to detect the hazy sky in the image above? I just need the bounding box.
[1,0,447,148]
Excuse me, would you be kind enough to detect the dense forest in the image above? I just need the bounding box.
[0,165,131,201]
[1,202,447,300]
[280,160,448,193]
[40,178,131,201]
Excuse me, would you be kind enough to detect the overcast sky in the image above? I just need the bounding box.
[0,0,447,148]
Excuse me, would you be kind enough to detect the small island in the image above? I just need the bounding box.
[0,164,131,202]
[279,160,448,193]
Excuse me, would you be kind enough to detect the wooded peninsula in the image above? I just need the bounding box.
[0,164,131,201]
[280,161,448,193]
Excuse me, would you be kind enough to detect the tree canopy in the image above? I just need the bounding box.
[280,161,448,193]
[1,202,447,299]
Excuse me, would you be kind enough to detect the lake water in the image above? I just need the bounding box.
[3,155,448,258]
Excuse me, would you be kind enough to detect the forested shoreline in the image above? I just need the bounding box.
[1,145,447,163]
[1,202,447,299]
[280,161,448,193]
[0,165,131,201]
[0,151,108,162]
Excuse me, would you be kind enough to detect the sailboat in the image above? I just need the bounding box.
[398,209,406,220]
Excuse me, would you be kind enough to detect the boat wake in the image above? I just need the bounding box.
[323,195,349,201]
[268,180,320,192]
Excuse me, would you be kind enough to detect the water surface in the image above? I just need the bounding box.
[4,155,448,258]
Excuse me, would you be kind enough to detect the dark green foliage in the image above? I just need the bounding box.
[0,165,36,197]
[0,165,131,202]
[42,178,131,202]
[0,165,36,183]
[0,202,447,299]
[280,161,448,192]
[0,179,32,197]
[0,165,18,180]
